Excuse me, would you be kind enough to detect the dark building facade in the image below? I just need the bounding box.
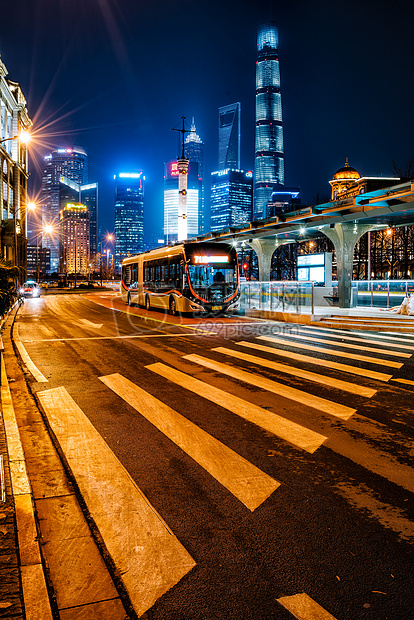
[114,172,144,268]
[210,169,253,231]
[254,21,284,220]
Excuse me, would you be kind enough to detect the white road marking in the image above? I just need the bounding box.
[303,324,414,346]
[21,333,209,343]
[300,325,414,351]
[256,335,402,368]
[100,373,280,511]
[79,318,103,329]
[211,346,377,398]
[37,386,195,617]
[277,593,338,619]
[14,326,48,382]
[238,341,392,382]
[146,362,327,453]
[184,354,356,420]
[279,332,411,358]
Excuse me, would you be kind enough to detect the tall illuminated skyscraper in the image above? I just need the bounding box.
[218,103,241,171]
[254,21,284,219]
[114,172,144,268]
[41,146,89,271]
[163,161,200,243]
[184,118,205,233]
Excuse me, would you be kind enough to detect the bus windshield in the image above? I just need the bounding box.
[187,265,236,287]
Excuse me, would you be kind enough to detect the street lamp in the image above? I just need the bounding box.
[27,202,39,282]
[99,234,114,286]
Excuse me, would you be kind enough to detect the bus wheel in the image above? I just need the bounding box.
[145,295,150,311]
[169,297,177,316]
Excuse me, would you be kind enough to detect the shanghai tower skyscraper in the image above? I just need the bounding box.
[254,20,284,219]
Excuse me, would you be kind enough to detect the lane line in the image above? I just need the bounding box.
[14,326,48,382]
[37,386,196,617]
[100,373,280,511]
[298,326,414,351]
[238,341,392,382]
[277,593,337,619]
[256,336,402,369]
[278,332,411,358]
[210,346,377,398]
[146,362,327,453]
[21,333,210,343]
[184,354,356,420]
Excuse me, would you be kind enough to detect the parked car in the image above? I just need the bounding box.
[20,281,41,298]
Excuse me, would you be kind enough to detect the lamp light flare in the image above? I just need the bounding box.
[27,202,36,211]
[19,130,31,144]
[44,224,54,235]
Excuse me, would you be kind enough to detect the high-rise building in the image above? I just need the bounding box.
[218,103,241,171]
[114,172,144,268]
[164,161,200,243]
[0,55,32,267]
[59,203,90,275]
[57,176,98,259]
[254,21,284,219]
[41,146,89,271]
[184,118,205,233]
[210,169,253,231]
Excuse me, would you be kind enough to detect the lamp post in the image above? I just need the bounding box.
[99,234,113,286]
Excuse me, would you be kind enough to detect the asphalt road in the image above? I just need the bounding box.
[13,291,414,619]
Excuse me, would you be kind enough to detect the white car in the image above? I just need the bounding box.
[20,281,41,298]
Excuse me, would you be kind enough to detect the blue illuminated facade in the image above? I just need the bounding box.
[114,172,144,268]
[254,21,284,219]
[210,169,253,231]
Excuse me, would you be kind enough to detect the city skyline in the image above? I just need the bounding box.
[2,0,413,242]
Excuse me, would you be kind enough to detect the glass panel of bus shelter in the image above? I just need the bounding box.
[270,282,284,310]
[388,281,408,308]
[248,282,261,309]
[260,282,270,310]
[371,281,389,308]
[239,282,249,309]
[282,283,299,312]
[355,281,371,307]
[298,283,313,310]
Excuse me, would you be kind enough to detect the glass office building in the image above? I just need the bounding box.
[184,119,205,234]
[210,169,253,232]
[58,176,98,259]
[254,21,284,219]
[218,103,241,171]
[114,172,144,268]
[41,146,89,271]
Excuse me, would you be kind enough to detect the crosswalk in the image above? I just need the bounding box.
[33,324,412,618]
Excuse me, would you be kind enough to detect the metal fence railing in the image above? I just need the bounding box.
[347,280,414,308]
[240,281,314,313]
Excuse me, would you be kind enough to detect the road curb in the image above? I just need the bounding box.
[0,319,54,619]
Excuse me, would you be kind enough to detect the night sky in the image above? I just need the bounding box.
[2,0,414,241]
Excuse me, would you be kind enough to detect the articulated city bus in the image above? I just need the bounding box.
[121,241,239,315]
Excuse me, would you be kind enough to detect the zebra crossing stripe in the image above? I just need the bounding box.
[249,340,393,382]
[37,386,196,617]
[146,363,327,453]
[300,326,414,351]
[256,336,402,368]
[277,593,337,619]
[184,354,356,420]
[278,332,411,358]
[100,373,280,511]
[211,346,377,398]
